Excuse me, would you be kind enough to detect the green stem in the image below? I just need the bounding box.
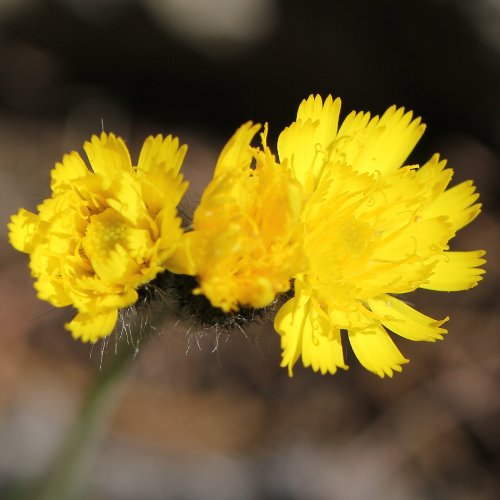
[10,341,138,500]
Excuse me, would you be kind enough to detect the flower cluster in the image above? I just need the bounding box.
[9,94,485,377]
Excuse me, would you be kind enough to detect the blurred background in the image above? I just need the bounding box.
[0,0,499,499]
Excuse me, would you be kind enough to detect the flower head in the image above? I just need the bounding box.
[274,95,485,377]
[176,122,307,312]
[9,133,188,342]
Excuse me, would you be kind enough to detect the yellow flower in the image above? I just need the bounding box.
[274,95,486,377]
[175,122,307,312]
[8,132,188,342]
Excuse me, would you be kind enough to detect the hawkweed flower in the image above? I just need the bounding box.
[175,122,308,313]
[8,133,188,342]
[274,95,486,377]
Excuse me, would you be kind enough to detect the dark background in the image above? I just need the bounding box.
[0,1,499,499]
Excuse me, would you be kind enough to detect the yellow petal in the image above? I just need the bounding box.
[376,216,451,257]
[66,309,118,342]
[348,324,409,377]
[422,180,481,233]
[278,95,341,195]
[92,288,139,310]
[420,250,486,291]
[137,135,187,176]
[296,95,342,146]
[335,109,372,145]
[301,314,346,375]
[139,170,188,217]
[106,174,148,226]
[367,294,448,342]
[277,118,317,190]
[50,151,89,192]
[275,287,348,376]
[8,209,42,253]
[34,275,72,307]
[92,245,140,284]
[274,296,306,376]
[165,231,205,275]
[126,227,155,262]
[335,106,425,175]
[414,154,452,197]
[84,132,132,176]
[214,122,261,177]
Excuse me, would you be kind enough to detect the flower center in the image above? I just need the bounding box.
[83,208,127,259]
[305,212,375,310]
[336,216,371,257]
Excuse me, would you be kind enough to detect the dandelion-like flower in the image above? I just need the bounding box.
[274,95,486,377]
[177,122,307,312]
[8,133,188,342]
